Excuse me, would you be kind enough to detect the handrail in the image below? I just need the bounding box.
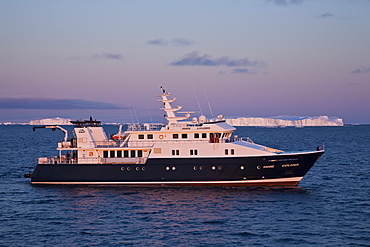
[57,136,257,149]
[38,155,148,165]
[239,137,255,143]
[93,137,255,148]
[127,123,165,131]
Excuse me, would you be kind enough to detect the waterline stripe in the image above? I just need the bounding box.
[32,177,303,185]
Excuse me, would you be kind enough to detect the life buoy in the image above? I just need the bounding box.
[159,135,164,140]
[89,152,94,156]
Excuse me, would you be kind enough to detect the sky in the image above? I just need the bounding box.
[1,0,370,124]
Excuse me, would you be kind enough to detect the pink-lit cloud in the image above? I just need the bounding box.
[91,53,123,61]
[147,39,168,46]
[0,98,126,110]
[147,38,193,46]
[171,38,193,46]
[352,67,370,74]
[170,51,266,68]
[317,12,334,18]
[232,68,257,74]
[267,0,304,6]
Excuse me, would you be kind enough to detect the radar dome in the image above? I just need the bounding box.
[198,115,207,123]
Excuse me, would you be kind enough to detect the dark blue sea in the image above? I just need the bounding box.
[0,125,369,246]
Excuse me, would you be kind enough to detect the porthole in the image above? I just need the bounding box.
[120,167,125,171]
[126,167,131,171]
[212,166,216,170]
[218,166,222,170]
[199,166,203,170]
[166,166,170,171]
[257,166,261,170]
[142,167,146,171]
[172,166,176,171]
[193,166,197,170]
[240,166,245,170]
[136,167,140,171]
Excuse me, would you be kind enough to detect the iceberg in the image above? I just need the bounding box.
[29,117,72,125]
[225,115,343,127]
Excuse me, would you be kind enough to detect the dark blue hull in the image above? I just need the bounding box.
[30,151,324,186]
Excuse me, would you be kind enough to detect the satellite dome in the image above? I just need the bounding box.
[198,115,207,123]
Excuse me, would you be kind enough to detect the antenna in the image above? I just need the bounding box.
[191,82,203,115]
[201,82,214,117]
[147,106,153,123]
[132,105,139,123]
[128,106,135,123]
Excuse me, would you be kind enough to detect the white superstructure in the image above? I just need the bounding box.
[40,89,282,166]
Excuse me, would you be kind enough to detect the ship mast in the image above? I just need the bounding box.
[158,87,190,126]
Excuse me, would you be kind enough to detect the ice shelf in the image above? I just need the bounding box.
[225,116,343,127]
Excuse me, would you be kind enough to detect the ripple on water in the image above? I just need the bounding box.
[0,126,369,246]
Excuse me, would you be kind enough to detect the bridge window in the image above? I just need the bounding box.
[147,134,153,139]
[210,133,221,143]
[110,151,115,157]
[194,133,199,138]
[231,149,235,155]
[172,150,180,155]
[182,134,188,139]
[138,134,144,139]
[190,149,198,155]
[103,151,108,158]
[131,150,136,157]
[173,134,179,139]
[225,149,228,155]
[117,150,122,157]
[138,150,143,157]
[202,133,207,138]
[124,150,129,157]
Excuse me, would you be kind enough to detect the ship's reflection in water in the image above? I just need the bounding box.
[33,185,308,245]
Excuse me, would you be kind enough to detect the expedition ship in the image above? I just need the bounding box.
[26,88,324,185]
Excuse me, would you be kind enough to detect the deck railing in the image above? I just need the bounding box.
[93,136,254,148]
[239,137,255,144]
[38,156,147,165]
[58,136,256,149]
[127,123,165,131]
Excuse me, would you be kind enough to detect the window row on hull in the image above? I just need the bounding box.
[103,150,144,158]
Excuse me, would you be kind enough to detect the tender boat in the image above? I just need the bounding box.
[26,88,324,186]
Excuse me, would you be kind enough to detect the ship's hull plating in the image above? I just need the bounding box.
[30,151,324,186]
